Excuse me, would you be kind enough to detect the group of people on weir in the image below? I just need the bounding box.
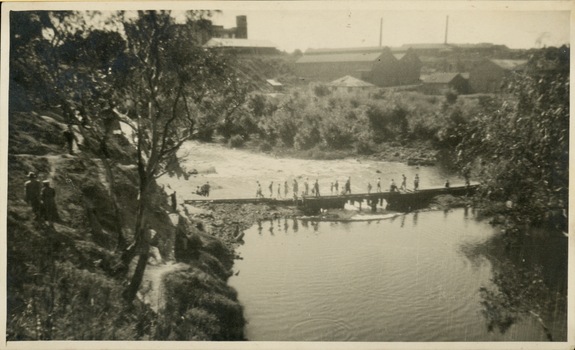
[251,174,428,200]
[24,172,61,226]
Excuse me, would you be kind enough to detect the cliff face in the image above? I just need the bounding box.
[7,110,245,340]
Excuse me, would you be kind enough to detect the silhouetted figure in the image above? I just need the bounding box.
[25,172,42,220]
[63,126,76,155]
[269,181,274,197]
[256,181,264,198]
[334,180,339,194]
[414,174,420,191]
[367,182,372,194]
[345,177,351,194]
[401,174,407,191]
[314,179,320,197]
[376,177,381,192]
[41,180,61,224]
[445,179,450,188]
[284,181,289,197]
[390,179,398,192]
[293,179,299,195]
[304,179,309,195]
[170,191,177,212]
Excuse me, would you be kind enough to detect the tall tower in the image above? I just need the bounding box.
[379,18,383,47]
[236,16,247,39]
[444,15,449,45]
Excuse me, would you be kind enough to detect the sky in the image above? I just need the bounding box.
[205,3,570,53]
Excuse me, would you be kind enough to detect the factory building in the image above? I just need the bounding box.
[468,59,528,93]
[295,47,421,87]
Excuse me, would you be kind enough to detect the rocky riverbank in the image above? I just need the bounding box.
[242,139,440,165]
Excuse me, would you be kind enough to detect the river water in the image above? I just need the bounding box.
[161,141,567,342]
[229,210,566,341]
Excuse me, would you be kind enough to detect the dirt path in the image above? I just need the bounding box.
[138,261,189,312]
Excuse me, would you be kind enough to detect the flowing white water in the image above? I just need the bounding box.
[159,141,458,201]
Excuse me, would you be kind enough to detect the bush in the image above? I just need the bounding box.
[313,84,331,97]
[355,138,374,155]
[228,135,244,148]
[259,141,272,152]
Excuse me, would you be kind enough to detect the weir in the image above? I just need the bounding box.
[184,185,478,213]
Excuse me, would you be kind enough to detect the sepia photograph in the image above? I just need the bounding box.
[1,1,571,348]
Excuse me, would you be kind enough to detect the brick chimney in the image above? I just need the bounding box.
[236,15,247,38]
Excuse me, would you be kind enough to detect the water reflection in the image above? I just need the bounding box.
[463,225,567,341]
[232,209,567,341]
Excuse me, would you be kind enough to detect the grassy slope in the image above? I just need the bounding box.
[7,110,245,340]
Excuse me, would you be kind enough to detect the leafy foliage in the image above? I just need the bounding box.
[456,49,569,226]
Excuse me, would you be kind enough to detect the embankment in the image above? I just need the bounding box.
[7,110,245,340]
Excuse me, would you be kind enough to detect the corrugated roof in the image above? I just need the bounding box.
[266,79,283,86]
[204,38,276,48]
[490,59,528,70]
[297,52,385,64]
[421,73,462,84]
[401,43,452,50]
[305,46,387,55]
[328,75,375,88]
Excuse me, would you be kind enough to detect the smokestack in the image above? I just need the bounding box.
[444,15,449,45]
[236,15,247,39]
[379,18,383,47]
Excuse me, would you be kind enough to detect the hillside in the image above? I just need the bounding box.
[7,110,246,340]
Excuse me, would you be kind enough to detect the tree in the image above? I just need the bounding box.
[117,10,248,301]
[10,10,248,302]
[456,48,569,228]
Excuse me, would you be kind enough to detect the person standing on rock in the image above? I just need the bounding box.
[334,180,339,194]
[62,125,76,155]
[314,179,320,197]
[40,180,61,225]
[201,181,210,197]
[170,191,177,212]
[368,182,372,194]
[330,182,334,195]
[414,174,420,191]
[401,174,407,191]
[269,181,274,198]
[345,177,351,194]
[256,181,264,198]
[304,179,309,196]
[376,177,381,192]
[277,183,281,198]
[25,172,42,220]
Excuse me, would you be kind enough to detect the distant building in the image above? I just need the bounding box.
[266,79,284,91]
[204,38,278,55]
[212,16,248,39]
[327,75,376,92]
[295,47,421,87]
[468,59,528,93]
[420,72,469,95]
